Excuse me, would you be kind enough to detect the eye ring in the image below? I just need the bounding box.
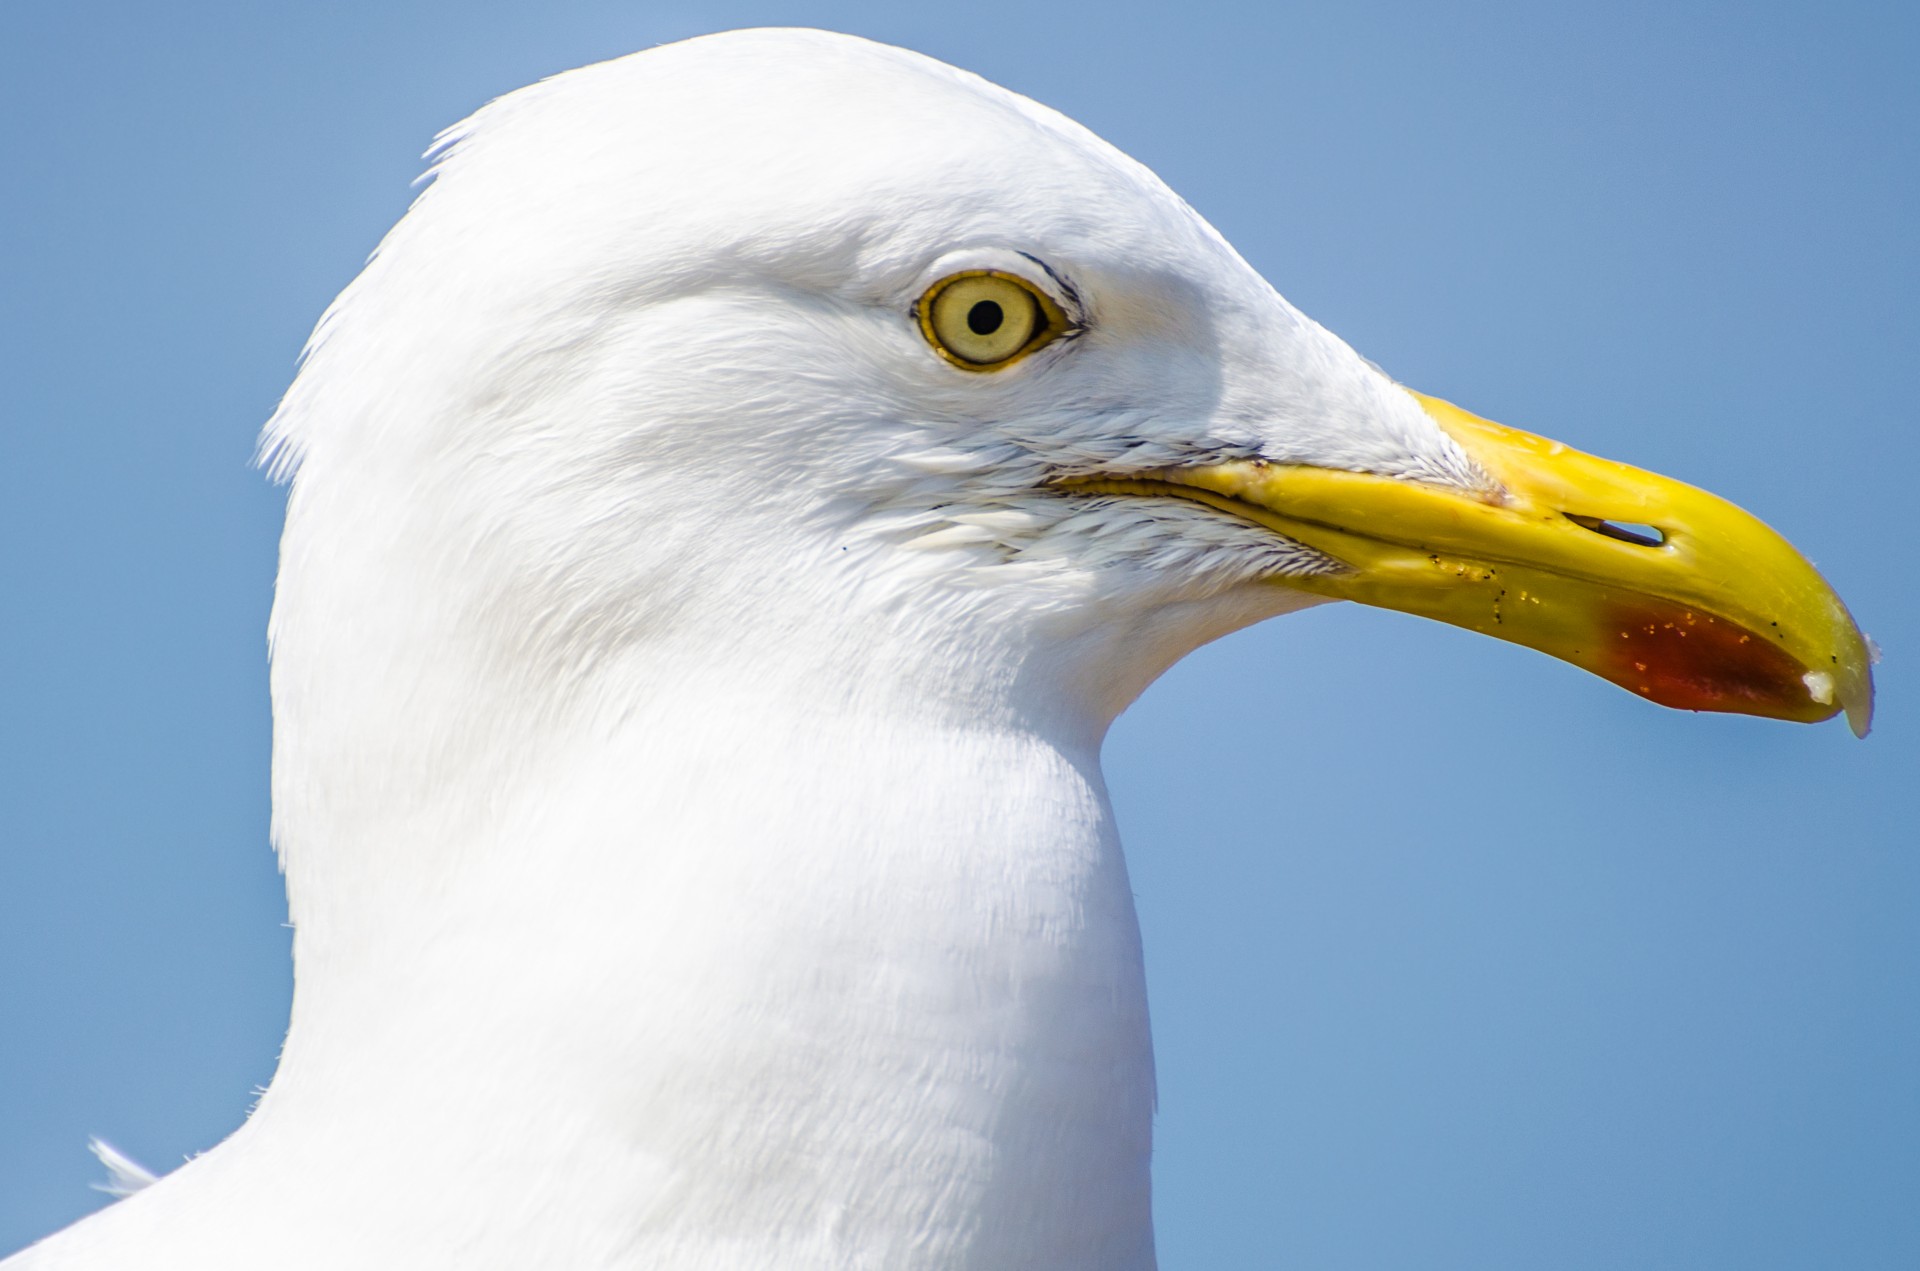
[916,270,1068,371]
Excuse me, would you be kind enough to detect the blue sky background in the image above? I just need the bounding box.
[2,2,1914,1266]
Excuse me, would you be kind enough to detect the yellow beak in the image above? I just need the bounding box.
[1071,391,1874,736]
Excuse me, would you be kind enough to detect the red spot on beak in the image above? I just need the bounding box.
[1596,598,1811,716]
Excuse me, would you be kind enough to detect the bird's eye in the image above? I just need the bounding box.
[918,271,1067,370]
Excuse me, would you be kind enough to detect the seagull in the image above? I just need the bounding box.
[6,27,1872,1271]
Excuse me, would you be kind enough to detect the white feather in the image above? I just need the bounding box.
[10,27,1479,1271]
[85,1141,158,1199]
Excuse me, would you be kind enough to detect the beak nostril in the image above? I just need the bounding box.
[1567,514,1667,547]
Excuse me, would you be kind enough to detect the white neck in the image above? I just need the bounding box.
[84,541,1301,1270]
[256,671,1155,1268]
[38,627,1182,1270]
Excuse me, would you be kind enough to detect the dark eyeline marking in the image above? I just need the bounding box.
[1016,251,1087,327]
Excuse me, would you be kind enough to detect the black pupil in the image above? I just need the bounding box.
[966,300,1005,336]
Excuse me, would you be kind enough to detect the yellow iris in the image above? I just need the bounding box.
[919,271,1065,369]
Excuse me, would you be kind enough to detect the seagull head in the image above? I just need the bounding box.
[42,30,1867,1266]
[261,26,1871,799]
